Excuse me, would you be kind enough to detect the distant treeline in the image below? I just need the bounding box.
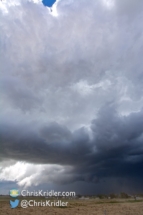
[76,193,143,199]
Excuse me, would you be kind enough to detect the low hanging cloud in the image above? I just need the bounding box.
[0,0,143,192]
[0,105,143,189]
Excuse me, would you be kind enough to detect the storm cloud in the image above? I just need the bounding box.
[0,0,143,193]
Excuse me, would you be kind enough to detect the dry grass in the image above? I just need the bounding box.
[0,196,143,215]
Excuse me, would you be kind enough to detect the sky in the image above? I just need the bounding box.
[42,0,56,8]
[0,0,143,195]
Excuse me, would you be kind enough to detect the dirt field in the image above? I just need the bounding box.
[0,197,143,215]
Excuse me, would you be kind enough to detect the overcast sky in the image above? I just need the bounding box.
[0,0,143,195]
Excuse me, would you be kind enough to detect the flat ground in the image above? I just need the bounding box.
[0,196,143,215]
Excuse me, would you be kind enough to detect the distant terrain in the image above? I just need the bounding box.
[1,196,143,215]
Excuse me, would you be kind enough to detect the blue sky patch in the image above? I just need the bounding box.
[42,0,56,7]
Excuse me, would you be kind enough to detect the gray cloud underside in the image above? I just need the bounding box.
[1,106,143,183]
[0,0,143,188]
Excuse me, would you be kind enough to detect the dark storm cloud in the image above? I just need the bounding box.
[0,105,143,187]
[0,0,143,191]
